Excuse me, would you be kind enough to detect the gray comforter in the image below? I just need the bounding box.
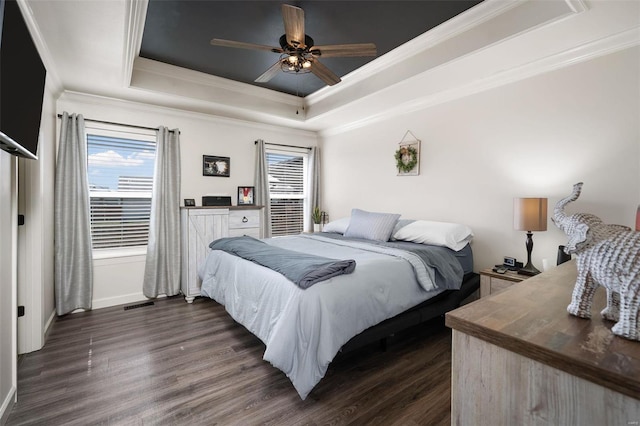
[209,235,356,289]
[318,233,464,290]
[199,234,467,399]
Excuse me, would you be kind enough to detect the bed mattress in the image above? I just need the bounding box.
[198,234,471,399]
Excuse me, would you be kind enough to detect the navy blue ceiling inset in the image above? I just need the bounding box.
[140,1,482,97]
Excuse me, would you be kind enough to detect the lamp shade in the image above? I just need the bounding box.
[514,198,548,231]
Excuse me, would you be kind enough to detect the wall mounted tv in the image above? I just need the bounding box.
[0,0,46,160]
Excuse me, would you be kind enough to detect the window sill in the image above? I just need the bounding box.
[92,246,147,260]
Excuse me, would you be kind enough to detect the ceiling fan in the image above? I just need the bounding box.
[210,4,377,87]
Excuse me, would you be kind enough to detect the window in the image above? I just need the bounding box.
[267,149,308,236]
[86,125,156,251]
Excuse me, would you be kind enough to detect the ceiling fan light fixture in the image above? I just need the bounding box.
[280,52,312,75]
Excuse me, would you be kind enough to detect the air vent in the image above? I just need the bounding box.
[124,301,154,311]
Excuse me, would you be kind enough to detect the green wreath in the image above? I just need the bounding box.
[394,146,418,172]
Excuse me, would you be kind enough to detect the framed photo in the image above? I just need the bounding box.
[237,186,255,206]
[203,155,230,177]
[184,198,195,207]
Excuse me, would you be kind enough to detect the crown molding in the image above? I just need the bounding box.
[127,0,526,122]
[122,0,148,88]
[318,26,639,138]
[126,0,308,123]
[307,0,589,106]
[133,57,300,106]
[81,0,634,136]
[564,0,588,14]
[58,91,316,138]
[124,0,588,130]
[306,0,584,119]
[130,57,310,125]
[307,0,523,105]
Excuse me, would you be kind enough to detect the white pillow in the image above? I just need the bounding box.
[344,208,400,242]
[321,217,350,234]
[392,220,473,251]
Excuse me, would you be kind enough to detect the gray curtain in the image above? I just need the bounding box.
[143,127,181,298]
[305,146,321,232]
[54,112,93,315]
[254,139,271,237]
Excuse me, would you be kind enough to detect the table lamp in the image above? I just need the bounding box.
[514,197,548,275]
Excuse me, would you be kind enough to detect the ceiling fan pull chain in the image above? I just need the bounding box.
[300,77,305,112]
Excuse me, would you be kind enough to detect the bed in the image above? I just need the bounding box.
[198,209,478,400]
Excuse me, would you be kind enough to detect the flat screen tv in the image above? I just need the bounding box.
[0,0,46,160]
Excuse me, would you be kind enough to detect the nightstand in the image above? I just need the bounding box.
[479,268,529,297]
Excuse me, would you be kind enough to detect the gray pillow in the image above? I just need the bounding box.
[344,208,400,242]
[321,217,350,234]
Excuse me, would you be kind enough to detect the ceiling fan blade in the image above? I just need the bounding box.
[310,59,341,86]
[255,60,284,83]
[311,43,377,58]
[211,38,282,53]
[282,4,305,48]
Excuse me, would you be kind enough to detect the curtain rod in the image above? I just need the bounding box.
[56,114,179,134]
[255,141,312,151]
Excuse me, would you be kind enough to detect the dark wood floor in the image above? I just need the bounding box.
[7,296,453,426]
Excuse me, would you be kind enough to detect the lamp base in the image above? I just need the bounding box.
[518,262,541,276]
[518,230,541,276]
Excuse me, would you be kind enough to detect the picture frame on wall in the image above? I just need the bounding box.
[237,186,255,206]
[184,198,196,207]
[203,155,230,177]
[395,130,421,177]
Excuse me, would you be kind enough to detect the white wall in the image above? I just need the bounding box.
[17,76,57,354]
[56,93,318,308]
[321,46,640,272]
[0,152,18,423]
[54,46,640,309]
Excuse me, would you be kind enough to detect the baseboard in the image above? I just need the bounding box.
[0,385,16,426]
[92,292,148,310]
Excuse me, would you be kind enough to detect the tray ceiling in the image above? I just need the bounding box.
[139,1,482,97]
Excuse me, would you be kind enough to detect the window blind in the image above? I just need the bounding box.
[267,152,305,236]
[87,134,156,249]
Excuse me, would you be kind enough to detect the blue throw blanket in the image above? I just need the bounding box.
[209,236,356,289]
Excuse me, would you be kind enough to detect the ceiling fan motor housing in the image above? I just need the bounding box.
[279,34,316,52]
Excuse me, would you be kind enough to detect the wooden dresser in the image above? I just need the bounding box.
[446,260,640,425]
[180,206,262,302]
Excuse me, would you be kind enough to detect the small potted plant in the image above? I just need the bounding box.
[312,206,322,232]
